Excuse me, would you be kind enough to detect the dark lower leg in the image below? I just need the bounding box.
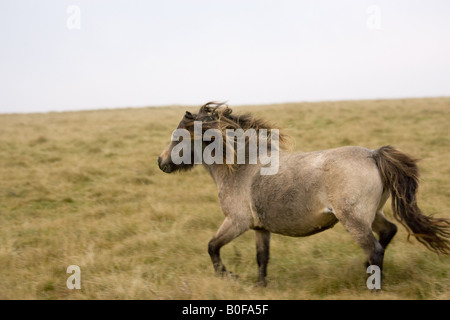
[255,229,270,286]
[372,212,398,249]
[208,218,248,276]
[367,242,385,270]
[378,224,397,249]
[208,239,227,275]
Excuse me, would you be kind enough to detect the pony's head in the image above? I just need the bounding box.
[157,102,288,173]
[157,110,196,173]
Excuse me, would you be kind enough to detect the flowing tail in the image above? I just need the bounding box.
[372,145,450,254]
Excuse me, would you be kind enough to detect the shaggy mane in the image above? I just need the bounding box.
[182,101,290,172]
[186,101,289,143]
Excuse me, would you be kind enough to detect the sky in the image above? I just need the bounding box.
[0,0,449,113]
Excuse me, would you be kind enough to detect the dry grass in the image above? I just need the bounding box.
[0,98,449,299]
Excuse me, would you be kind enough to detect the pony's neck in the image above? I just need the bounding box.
[202,163,230,187]
[203,162,260,194]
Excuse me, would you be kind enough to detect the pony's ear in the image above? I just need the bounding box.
[185,111,195,119]
[199,102,227,115]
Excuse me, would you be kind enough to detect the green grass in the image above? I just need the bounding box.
[0,98,449,299]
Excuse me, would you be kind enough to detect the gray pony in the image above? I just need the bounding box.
[158,102,450,287]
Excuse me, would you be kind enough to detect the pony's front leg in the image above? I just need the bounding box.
[255,229,271,287]
[208,217,248,277]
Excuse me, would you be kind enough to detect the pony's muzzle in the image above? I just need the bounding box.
[157,156,173,173]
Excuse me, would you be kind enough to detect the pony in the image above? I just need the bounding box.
[157,102,450,287]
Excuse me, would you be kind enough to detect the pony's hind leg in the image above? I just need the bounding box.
[372,211,397,249]
[208,217,248,277]
[335,207,385,272]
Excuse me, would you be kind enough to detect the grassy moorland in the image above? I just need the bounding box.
[0,98,449,299]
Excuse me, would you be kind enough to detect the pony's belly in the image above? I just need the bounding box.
[261,210,338,237]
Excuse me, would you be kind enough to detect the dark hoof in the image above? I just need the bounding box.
[225,271,239,280]
[255,280,267,288]
[216,270,239,280]
[369,288,382,293]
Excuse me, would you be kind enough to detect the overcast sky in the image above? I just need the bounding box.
[0,0,449,113]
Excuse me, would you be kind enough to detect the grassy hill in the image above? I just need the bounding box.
[0,98,449,299]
